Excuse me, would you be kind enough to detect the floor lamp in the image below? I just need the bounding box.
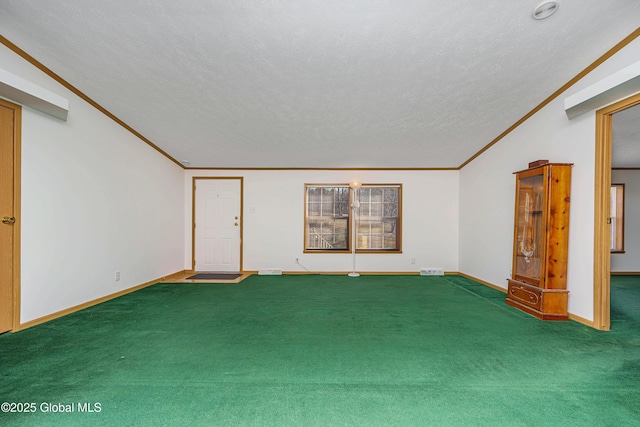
[348,182,362,277]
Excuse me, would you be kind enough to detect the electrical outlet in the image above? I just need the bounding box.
[410,257,416,264]
[295,258,299,264]
[115,271,121,281]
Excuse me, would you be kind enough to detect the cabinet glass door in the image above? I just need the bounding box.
[514,174,544,284]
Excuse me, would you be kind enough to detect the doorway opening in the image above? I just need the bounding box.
[594,92,640,330]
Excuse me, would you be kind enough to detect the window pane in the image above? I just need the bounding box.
[305,185,349,250]
[355,185,400,251]
[369,202,382,217]
[384,189,398,203]
[369,188,383,201]
[610,184,624,252]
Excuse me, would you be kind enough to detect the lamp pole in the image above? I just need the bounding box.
[349,182,362,277]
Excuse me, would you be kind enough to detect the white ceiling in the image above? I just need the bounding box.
[0,1,639,169]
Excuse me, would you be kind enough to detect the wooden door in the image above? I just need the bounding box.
[193,178,242,272]
[0,99,20,334]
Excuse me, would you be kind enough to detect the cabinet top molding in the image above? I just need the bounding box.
[513,162,573,175]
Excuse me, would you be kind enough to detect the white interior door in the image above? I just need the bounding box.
[194,178,242,272]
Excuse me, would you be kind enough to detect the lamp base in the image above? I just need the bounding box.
[348,272,360,277]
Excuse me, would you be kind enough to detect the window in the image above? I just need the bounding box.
[305,185,350,251]
[610,183,624,253]
[355,185,401,251]
[304,184,402,252]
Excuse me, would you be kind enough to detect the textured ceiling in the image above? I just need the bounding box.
[0,1,639,168]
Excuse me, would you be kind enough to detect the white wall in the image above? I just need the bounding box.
[0,45,185,324]
[184,169,459,274]
[459,37,640,321]
[611,169,640,272]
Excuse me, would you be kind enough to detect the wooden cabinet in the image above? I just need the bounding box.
[506,163,572,321]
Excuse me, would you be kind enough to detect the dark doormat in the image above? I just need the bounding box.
[187,273,242,280]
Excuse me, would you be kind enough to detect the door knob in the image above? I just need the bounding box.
[234,222,239,226]
[2,216,16,225]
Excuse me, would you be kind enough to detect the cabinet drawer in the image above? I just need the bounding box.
[507,280,542,310]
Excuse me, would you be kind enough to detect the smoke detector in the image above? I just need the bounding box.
[532,1,559,20]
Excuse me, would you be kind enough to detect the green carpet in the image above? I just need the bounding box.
[1,275,639,426]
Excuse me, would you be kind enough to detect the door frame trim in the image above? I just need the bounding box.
[594,92,640,331]
[191,176,244,273]
[0,98,21,332]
